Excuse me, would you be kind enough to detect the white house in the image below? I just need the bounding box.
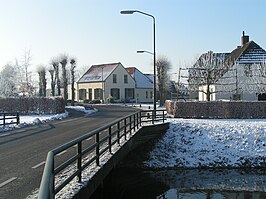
[76,62,135,102]
[197,32,266,101]
[126,67,154,103]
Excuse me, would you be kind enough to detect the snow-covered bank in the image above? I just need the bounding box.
[145,118,266,168]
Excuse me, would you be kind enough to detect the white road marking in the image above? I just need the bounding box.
[32,161,46,169]
[0,133,9,137]
[0,177,17,188]
[57,150,67,156]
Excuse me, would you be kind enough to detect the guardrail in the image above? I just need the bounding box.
[38,109,166,199]
[0,112,20,126]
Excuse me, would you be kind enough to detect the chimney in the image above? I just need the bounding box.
[241,31,249,46]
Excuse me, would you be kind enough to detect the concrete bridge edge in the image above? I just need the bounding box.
[73,123,169,199]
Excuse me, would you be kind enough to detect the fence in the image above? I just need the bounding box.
[0,112,20,126]
[38,109,166,199]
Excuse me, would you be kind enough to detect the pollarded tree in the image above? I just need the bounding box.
[70,58,76,106]
[37,65,47,97]
[156,56,171,106]
[51,58,60,96]
[48,66,56,96]
[59,54,68,102]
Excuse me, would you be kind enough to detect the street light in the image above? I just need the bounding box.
[137,50,154,55]
[121,10,157,119]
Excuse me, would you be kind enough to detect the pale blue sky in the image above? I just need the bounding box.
[0,0,266,74]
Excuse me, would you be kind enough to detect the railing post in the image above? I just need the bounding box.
[117,122,120,145]
[77,142,82,182]
[163,110,165,123]
[108,126,112,153]
[50,156,55,199]
[129,116,132,135]
[140,111,143,126]
[152,110,155,124]
[124,118,127,140]
[3,113,5,126]
[138,112,141,127]
[133,114,136,132]
[16,112,20,125]
[96,133,100,166]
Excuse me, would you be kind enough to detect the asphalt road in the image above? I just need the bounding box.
[0,105,138,199]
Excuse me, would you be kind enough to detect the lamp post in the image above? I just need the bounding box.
[121,10,157,119]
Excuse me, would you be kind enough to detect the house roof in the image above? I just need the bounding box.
[78,62,120,83]
[225,41,266,65]
[126,67,153,89]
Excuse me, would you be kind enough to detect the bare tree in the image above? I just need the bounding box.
[59,54,68,102]
[20,49,33,95]
[188,51,231,101]
[51,58,60,96]
[156,56,171,106]
[0,63,19,97]
[70,58,77,106]
[37,65,47,97]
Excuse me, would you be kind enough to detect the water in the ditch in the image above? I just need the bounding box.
[90,167,266,199]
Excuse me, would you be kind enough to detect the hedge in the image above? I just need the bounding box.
[165,100,266,119]
[0,97,65,114]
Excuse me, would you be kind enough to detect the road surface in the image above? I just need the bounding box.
[0,105,138,199]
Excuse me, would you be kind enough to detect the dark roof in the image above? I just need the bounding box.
[225,41,266,65]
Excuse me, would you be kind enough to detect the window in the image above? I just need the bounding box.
[88,89,92,100]
[113,74,117,83]
[124,75,128,84]
[94,88,103,99]
[79,89,86,100]
[150,91,153,99]
[125,88,134,99]
[111,88,120,100]
[146,91,148,99]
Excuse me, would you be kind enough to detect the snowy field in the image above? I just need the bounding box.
[145,118,266,168]
[0,106,95,133]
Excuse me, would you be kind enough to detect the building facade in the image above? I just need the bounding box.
[76,62,135,103]
[195,32,266,101]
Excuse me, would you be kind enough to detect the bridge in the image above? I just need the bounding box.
[38,108,167,199]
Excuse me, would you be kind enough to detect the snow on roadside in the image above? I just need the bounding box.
[0,112,68,133]
[0,106,96,133]
[65,105,96,115]
[145,118,266,168]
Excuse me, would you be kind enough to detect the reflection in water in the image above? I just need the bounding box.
[91,168,266,199]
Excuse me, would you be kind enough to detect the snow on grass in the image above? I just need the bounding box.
[0,112,68,133]
[0,106,96,133]
[145,118,266,168]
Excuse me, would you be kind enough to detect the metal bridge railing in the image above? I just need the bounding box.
[0,112,20,126]
[38,109,166,199]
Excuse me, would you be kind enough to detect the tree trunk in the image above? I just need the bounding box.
[71,70,75,106]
